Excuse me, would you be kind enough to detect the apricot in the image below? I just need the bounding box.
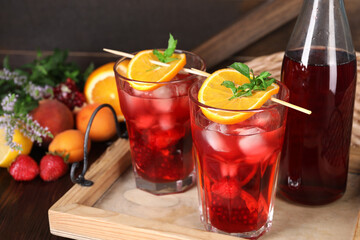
[76,103,117,142]
[31,99,74,146]
[48,129,90,163]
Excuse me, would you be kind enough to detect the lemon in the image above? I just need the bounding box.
[0,128,33,168]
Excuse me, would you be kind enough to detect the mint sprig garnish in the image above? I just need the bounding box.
[153,34,179,63]
[221,62,276,100]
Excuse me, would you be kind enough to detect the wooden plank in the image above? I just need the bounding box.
[49,138,243,240]
[192,0,302,68]
[350,146,360,174]
[49,52,360,240]
[50,204,242,240]
[355,212,360,240]
[49,138,131,208]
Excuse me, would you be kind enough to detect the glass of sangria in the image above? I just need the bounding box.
[114,50,205,195]
[189,79,289,238]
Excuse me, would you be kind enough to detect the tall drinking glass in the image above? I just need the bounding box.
[114,50,205,195]
[189,80,289,238]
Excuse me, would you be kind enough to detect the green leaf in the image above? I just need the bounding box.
[223,62,276,100]
[221,81,237,94]
[36,50,42,59]
[35,65,48,75]
[83,62,95,80]
[259,71,271,79]
[153,49,166,63]
[229,62,250,79]
[238,83,253,91]
[3,56,10,70]
[164,33,177,58]
[153,33,179,63]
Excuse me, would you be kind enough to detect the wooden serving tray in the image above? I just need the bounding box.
[48,138,360,240]
[49,52,360,239]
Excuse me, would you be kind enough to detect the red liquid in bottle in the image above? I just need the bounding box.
[279,48,357,205]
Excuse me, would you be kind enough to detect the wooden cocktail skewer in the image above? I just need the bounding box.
[103,48,208,77]
[103,48,312,115]
[187,68,312,115]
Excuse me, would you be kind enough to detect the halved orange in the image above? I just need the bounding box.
[198,68,279,124]
[84,62,126,121]
[126,50,186,91]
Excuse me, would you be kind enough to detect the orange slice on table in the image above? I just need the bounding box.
[198,68,279,124]
[84,62,126,121]
[126,50,186,91]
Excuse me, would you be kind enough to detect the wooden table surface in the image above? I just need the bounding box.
[1,1,359,237]
[0,142,110,239]
[0,26,293,240]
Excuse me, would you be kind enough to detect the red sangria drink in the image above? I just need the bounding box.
[114,49,205,195]
[279,47,357,204]
[189,66,289,238]
[278,0,356,205]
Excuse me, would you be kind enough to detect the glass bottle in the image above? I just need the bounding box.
[279,0,357,205]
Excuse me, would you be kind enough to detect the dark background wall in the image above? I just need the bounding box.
[1,0,359,71]
[0,0,244,69]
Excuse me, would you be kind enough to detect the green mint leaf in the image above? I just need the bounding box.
[264,78,275,88]
[164,33,177,58]
[3,56,10,70]
[36,49,42,59]
[35,65,48,75]
[229,89,252,100]
[224,62,277,101]
[229,62,250,79]
[259,71,271,79]
[250,69,255,79]
[238,83,253,91]
[253,85,265,91]
[240,90,253,97]
[162,57,179,63]
[221,81,237,94]
[153,49,166,62]
[153,33,179,63]
[84,62,94,78]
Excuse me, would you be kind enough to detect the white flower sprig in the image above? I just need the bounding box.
[1,94,17,112]
[0,68,53,101]
[0,93,53,152]
[0,68,27,85]
[24,82,53,100]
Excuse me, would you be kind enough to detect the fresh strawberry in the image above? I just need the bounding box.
[8,155,39,181]
[39,154,68,181]
[52,78,86,110]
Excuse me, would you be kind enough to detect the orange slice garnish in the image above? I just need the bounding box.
[126,50,186,91]
[84,62,126,121]
[198,68,279,124]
